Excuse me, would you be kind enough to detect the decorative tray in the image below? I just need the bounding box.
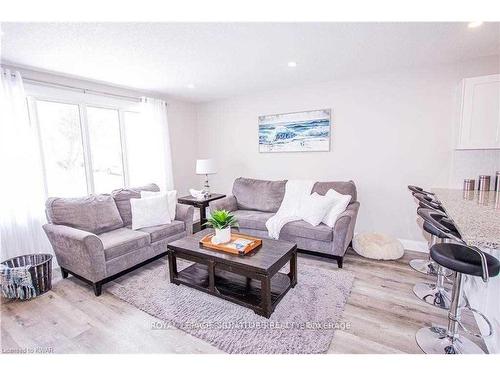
[199,232,262,255]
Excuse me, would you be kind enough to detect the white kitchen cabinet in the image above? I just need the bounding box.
[456,74,500,149]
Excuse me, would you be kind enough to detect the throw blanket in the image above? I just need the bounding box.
[265,180,315,239]
[0,264,37,300]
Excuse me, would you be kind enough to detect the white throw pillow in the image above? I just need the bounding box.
[141,190,177,221]
[322,189,352,227]
[130,195,171,230]
[300,192,338,227]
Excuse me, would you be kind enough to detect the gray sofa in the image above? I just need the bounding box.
[43,183,193,296]
[209,177,360,268]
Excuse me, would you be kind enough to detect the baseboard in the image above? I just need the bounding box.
[399,239,428,253]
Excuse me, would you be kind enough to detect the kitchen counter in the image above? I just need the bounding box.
[432,188,499,250]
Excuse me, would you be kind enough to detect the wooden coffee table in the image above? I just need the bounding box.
[167,229,297,318]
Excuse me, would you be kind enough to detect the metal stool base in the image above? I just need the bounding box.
[409,259,452,277]
[416,326,485,354]
[413,282,452,310]
[409,259,436,275]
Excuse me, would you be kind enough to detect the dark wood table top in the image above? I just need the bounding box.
[167,229,296,274]
[177,193,226,205]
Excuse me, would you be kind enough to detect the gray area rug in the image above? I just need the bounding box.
[107,258,354,354]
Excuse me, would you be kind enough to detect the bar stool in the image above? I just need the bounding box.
[416,242,500,354]
[409,193,448,276]
[408,189,441,275]
[408,185,435,196]
[413,192,445,214]
[413,208,461,309]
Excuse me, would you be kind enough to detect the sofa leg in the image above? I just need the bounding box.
[61,268,69,279]
[93,282,103,296]
[337,257,344,269]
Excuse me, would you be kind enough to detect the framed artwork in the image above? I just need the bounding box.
[258,109,331,153]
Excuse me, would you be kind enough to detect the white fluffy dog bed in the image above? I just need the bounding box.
[352,232,404,260]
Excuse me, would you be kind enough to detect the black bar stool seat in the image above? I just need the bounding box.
[423,221,460,240]
[414,193,445,212]
[431,243,500,278]
[408,185,435,196]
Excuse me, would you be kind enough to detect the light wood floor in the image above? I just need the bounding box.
[0,249,486,354]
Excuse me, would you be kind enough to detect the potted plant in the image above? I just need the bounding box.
[204,209,239,244]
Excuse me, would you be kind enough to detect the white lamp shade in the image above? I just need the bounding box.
[196,159,217,175]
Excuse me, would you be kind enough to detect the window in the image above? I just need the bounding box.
[36,100,87,197]
[87,107,125,193]
[28,87,142,197]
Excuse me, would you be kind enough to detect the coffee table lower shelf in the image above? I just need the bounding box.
[172,262,295,318]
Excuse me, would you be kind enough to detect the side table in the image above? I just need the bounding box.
[177,193,226,232]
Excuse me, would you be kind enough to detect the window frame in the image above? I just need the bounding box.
[25,84,141,197]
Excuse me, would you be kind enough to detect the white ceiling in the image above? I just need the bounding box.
[1,22,499,102]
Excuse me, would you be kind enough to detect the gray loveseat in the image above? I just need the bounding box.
[43,183,193,296]
[209,178,360,268]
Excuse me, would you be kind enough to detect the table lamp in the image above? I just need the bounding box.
[196,159,217,197]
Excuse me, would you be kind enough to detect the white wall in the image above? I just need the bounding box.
[196,56,500,244]
[450,149,500,188]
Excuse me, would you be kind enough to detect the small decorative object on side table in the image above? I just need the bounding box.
[178,193,226,232]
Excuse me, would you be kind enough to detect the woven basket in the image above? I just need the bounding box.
[1,254,53,298]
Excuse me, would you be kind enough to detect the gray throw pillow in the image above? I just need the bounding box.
[232,177,286,213]
[46,194,124,234]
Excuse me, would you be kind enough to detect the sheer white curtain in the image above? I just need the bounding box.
[130,97,174,190]
[0,68,51,260]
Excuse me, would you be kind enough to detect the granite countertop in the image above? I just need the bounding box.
[433,188,500,250]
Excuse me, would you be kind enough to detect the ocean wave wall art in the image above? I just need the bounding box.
[258,109,331,153]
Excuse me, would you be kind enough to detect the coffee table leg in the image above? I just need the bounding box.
[167,251,178,284]
[289,251,297,288]
[261,275,272,318]
[208,260,215,293]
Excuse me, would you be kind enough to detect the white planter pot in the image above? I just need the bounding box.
[214,227,231,244]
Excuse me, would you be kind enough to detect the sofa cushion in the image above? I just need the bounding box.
[232,210,274,231]
[137,221,185,243]
[312,181,357,203]
[46,194,124,234]
[112,183,160,226]
[99,228,151,261]
[234,209,333,242]
[281,220,333,242]
[232,177,286,213]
